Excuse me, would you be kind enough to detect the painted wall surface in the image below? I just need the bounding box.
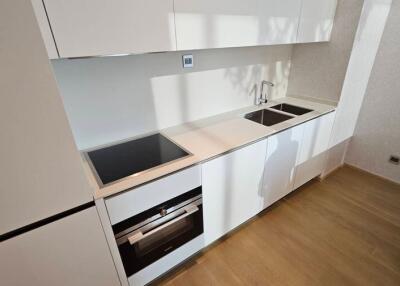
[53,46,292,150]
[287,0,363,102]
[345,0,400,183]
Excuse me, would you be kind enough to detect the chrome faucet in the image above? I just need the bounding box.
[257,80,274,105]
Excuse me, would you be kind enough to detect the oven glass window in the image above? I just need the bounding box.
[115,202,203,277]
[135,216,194,257]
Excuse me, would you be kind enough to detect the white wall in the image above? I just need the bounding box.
[345,0,400,183]
[287,0,364,102]
[52,46,292,150]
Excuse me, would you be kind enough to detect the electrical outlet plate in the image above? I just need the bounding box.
[182,54,194,68]
[389,155,400,165]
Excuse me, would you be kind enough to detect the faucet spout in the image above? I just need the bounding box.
[257,80,274,105]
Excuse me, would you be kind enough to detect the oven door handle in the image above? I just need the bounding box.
[127,204,199,245]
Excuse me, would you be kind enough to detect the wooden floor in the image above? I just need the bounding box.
[156,166,400,286]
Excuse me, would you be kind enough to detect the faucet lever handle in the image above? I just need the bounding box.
[258,80,274,105]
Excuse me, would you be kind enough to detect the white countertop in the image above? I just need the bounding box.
[83,96,336,199]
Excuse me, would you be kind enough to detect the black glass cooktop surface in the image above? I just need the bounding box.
[87,133,190,185]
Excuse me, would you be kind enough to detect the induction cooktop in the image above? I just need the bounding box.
[86,133,190,186]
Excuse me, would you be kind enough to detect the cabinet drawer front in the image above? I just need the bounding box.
[105,165,201,225]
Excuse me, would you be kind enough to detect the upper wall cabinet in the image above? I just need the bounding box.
[34,0,337,58]
[42,0,176,58]
[174,0,302,50]
[297,0,337,43]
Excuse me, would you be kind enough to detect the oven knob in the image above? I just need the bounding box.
[160,208,167,217]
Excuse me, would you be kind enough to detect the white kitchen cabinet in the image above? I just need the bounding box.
[297,0,337,43]
[261,124,304,209]
[31,0,59,59]
[0,207,120,286]
[328,0,391,148]
[1,0,93,235]
[174,0,302,50]
[43,0,176,58]
[296,112,336,165]
[293,112,336,189]
[202,139,267,245]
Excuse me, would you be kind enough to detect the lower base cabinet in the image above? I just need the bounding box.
[293,151,327,189]
[293,111,336,189]
[202,139,267,246]
[0,207,120,286]
[261,124,305,208]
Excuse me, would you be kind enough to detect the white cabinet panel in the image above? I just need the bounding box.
[0,207,120,286]
[297,0,337,43]
[43,0,176,58]
[297,112,336,165]
[202,139,267,245]
[1,0,92,235]
[329,0,391,147]
[294,152,327,189]
[174,0,302,50]
[105,166,201,225]
[294,112,335,189]
[31,0,58,59]
[261,124,304,209]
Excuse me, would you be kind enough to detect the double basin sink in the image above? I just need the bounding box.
[245,103,313,127]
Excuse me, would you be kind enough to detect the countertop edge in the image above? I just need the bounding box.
[88,97,336,199]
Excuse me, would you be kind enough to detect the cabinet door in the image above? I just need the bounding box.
[261,124,304,209]
[31,0,59,59]
[1,0,93,235]
[0,207,120,286]
[43,0,176,58]
[296,112,336,165]
[174,0,302,50]
[202,139,267,245]
[297,0,337,43]
[293,112,335,189]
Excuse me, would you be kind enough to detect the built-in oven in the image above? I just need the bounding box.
[112,187,203,278]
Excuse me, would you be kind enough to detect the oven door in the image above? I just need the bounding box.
[114,197,203,277]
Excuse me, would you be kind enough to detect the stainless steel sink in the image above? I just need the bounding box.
[245,109,294,126]
[270,103,313,115]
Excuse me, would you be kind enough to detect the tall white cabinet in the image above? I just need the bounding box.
[1,2,121,285]
[297,0,337,43]
[0,207,120,286]
[174,0,302,50]
[328,0,392,148]
[202,139,267,245]
[30,0,59,59]
[1,0,93,235]
[43,0,176,58]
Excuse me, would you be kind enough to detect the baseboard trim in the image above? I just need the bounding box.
[344,163,400,186]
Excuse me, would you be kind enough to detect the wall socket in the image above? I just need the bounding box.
[389,155,400,165]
